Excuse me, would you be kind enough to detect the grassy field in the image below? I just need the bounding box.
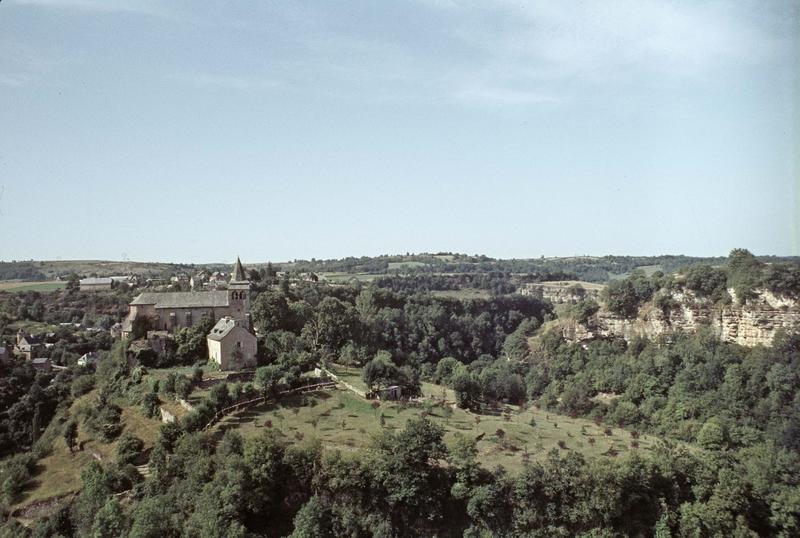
[13,392,162,510]
[636,265,664,276]
[318,272,382,283]
[12,370,673,511]
[213,387,664,473]
[327,365,369,393]
[431,289,491,300]
[387,261,430,270]
[0,281,65,292]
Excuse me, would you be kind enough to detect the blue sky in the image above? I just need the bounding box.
[1,0,797,263]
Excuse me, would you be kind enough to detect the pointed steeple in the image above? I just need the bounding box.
[232,256,247,283]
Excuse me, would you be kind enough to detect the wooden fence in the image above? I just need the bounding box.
[201,381,337,431]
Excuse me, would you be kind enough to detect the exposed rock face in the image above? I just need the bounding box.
[562,288,799,347]
[521,281,602,304]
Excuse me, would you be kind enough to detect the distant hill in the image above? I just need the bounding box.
[2,253,798,283]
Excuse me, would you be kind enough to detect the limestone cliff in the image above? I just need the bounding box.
[520,281,602,304]
[561,288,800,347]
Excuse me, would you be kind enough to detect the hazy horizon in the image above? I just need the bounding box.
[2,0,798,262]
[3,249,799,267]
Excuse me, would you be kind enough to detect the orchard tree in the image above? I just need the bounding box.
[256,365,283,400]
[64,420,78,453]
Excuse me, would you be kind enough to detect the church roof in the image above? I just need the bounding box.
[131,291,230,309]
[231,257,247,283]
[207,317,253,341]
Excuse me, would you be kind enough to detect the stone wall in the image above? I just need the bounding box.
[561,288,799,347]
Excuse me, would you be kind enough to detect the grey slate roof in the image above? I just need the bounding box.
[18,335,43,347]
[131,291,229,309]
[232,257,247,283]
[207,317,237,341]
[80,277,112,285]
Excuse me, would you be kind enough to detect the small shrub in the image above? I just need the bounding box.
[116,433,144,466]
[588,437,596,445]
[175,376,192,400]
[604,428,613,436]
[192,367,204,386]
[71,374,95,397]
[141,392,160,419]
[557,440,567,449]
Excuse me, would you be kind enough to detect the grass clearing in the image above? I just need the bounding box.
[431,289,491,300]
[214,386,665,473]
[327,365,370,393]
[387,261,430,270]
[635,265,663,276]
[319,272,382,283]
[0,281,65,292]
[12,392,162,510]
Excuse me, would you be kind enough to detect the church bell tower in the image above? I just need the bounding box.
[228,257,251,328]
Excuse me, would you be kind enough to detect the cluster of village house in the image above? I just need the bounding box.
[2,330,99,372]
[77,268,234,292]
[4,259,257,372]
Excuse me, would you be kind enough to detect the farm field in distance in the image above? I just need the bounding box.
[0,281,65,292]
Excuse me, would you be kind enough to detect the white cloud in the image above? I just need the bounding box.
[427,0,787,101]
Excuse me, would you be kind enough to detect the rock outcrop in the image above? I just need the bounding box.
[521,281,602,304]
[561,288,799,347]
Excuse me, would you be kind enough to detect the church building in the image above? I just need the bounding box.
[122,258,252,338]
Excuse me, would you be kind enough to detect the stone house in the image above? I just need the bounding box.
[207,317,257,371]
[32,357,52,372]
[378,385,403,401]
[122,258,251,337]
[14,330,43,360]
[77,351,100,367]
[190,271,210,290]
